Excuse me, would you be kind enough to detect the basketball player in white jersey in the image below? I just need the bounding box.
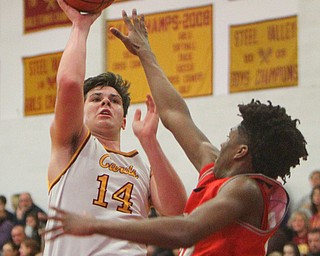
[43,1,187,255]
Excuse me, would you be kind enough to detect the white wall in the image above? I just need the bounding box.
[0,0,319,212]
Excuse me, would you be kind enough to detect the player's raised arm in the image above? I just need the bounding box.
[111,9,219,172]
[133,95,187,215]
[48,0,101,183]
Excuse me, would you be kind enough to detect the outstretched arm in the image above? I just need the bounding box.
[110,10,219,172]
[48,0,101,183]
[46,176,261,248]
[133,95,187,215]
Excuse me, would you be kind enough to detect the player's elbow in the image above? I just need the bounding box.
[57,74,83,91]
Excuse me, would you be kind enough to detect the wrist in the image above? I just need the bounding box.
[89,218,100,235]
[139,134,157,146]
[137,48,155,60]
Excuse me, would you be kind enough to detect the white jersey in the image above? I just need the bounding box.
[43,133,151,256]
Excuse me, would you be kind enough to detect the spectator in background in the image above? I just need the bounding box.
[288,210,310,255]
[10,194,20,215]
[310,186,320,229]
[267,252,283,256]
[19,238,41,256]
[296,170,320,218]
[0,196,14,222]
[1,241,19,256]
[13,193,46,227]
[0,210,14,249]
[308,228,320,256]
[11,225,26,249]
[25,212,42,248]
[283,242,301,256]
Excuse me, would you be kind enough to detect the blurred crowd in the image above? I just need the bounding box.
[0,193,46,256]
[267,169,320,256]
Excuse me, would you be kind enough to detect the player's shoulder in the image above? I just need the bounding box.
[220,175,262,198]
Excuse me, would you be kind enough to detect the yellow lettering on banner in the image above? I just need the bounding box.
[230,16,298,92]
[106,5,213,103]
[24,52,62,116]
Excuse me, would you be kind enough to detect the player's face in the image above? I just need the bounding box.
[214,127,246,172]
[84,86,126,134]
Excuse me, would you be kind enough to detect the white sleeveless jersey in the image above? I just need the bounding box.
[43,133,151,256]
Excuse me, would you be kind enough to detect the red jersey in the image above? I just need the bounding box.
[179,163,289,256]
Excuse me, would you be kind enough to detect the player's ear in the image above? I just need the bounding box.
[121,117,126,130]
[234,144,249,159]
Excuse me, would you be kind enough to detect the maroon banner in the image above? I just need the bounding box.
[24,0,70,33]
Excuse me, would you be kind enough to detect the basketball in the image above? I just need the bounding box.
[65,0,115,13]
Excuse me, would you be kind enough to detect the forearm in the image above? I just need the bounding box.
[56,0,100,88]
[93,215,195,249]
[57,25,90,87]
[137,49,218,170]
[137,50,191,128]
[140,135,187,215]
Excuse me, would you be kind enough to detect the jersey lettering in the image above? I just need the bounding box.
[112,182,134,214]
[93,174,109,207]
[93,174,134,214]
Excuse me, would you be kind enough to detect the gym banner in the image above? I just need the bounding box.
[23,52,62,116]
[24,0,70,33]
[230,16,298,93]
[106,5,213,103]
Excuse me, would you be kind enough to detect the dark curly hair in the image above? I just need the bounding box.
[83,72,131,117]
[238,99,308,183]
